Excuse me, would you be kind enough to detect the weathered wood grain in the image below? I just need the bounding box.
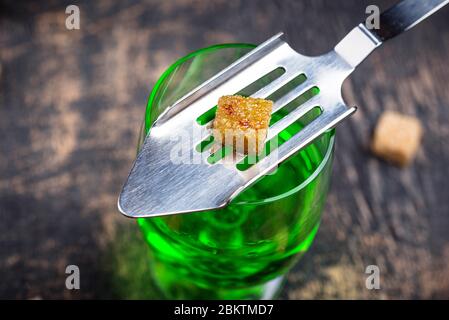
[0,0,448,299]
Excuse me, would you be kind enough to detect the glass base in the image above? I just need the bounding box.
[149,258,285,299]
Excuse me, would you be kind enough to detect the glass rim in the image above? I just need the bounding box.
[145,43,335,206]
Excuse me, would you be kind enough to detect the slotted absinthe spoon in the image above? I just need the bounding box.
[119,0,448,218]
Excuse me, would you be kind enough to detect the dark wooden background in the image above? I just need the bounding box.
[1,0,448,299]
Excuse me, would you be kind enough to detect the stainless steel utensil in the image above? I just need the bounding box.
[119,0,448,218]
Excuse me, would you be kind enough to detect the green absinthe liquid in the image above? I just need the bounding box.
[137,116,334,299]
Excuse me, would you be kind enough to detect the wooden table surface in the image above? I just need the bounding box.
[1,0,449,299]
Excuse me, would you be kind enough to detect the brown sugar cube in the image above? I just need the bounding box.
[212,95,273,155]
[371,111,423,167]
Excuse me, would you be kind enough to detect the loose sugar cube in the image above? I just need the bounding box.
[213,95,273,155]
[371,111,423,167]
